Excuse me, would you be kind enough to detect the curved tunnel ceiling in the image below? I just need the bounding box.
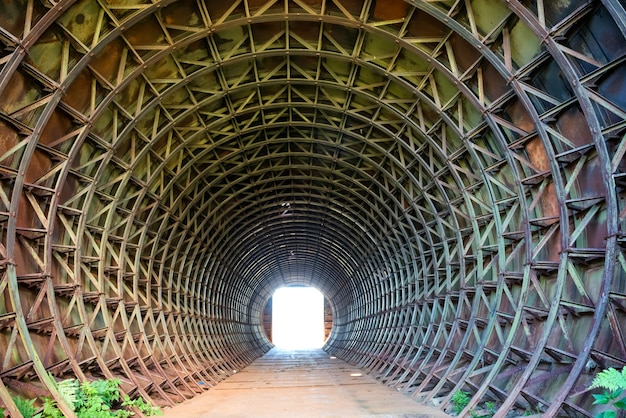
[0,0,625,416]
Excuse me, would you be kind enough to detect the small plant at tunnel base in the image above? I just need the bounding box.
[451,390,471,415]
[12,395,38,418]
[26,376,163,417]
[468,401,497,418]
[122,394,163,416]
[591,367,626,418]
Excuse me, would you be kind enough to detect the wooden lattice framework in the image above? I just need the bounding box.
[0,0,625,416]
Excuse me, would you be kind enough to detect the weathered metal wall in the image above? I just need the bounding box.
[0,0,624,416]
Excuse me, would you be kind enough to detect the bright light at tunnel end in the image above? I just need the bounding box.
[272,287,325,349]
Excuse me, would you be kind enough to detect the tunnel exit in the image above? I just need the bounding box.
[272,287,325,349]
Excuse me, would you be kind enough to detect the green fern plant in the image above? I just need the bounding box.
[32,377,162,417]
[451,391,471,415]
[56,378,80,409]
[591,367,626,418]
[593,368,626,392]
[468,400,497,418]
[40,396,63,418]
[122,394,163,416]
[12,395,38,418]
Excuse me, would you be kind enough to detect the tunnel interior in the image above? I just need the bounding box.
[0,0,625,416]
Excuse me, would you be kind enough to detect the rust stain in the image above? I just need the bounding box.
[39,109,72,148]
[332,0,365,16]
[372,0,408,21]
[290,21,320,42]
[0,120,21,168]
[58,176,78,213]
[63,70,93,114]
[0,71,34,116]
[525,135,560,260]
[406,9,447,39]
[23,149,51,185]
[556,105,592,148]
[204,2,236,21]
[449,33,480,74]
[507,99,534,133]
[90,40,124,83]
[161,0,198,26]
[525,137,549,172]
[247,0,270,8]
[252,22,284,44]
[0,0,27,37]
[482,63,508,101]
[124,15,165,47]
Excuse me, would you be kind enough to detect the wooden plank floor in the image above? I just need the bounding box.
[161,348,450,417]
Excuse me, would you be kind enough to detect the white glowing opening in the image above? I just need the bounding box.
[272,287,324,349]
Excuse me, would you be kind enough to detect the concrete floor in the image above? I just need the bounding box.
[161,348,450,418]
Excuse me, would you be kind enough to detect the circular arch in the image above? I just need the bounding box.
[0,1,624,417]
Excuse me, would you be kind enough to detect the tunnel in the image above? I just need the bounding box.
[0,0,625,416]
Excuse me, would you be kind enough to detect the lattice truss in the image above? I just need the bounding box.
[0,0,624,416]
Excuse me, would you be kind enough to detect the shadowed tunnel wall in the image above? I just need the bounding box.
[0,0,625,416]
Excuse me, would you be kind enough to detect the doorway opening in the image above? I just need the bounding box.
[271,286,325,349]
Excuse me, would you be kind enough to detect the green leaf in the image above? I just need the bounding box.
[42,396,63,418]
[12,395,38,418]
[592,393,610,405]
[56,379,80,410]
[594,411,617,418]
[592,367,626,392]
[613,398,626,410]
